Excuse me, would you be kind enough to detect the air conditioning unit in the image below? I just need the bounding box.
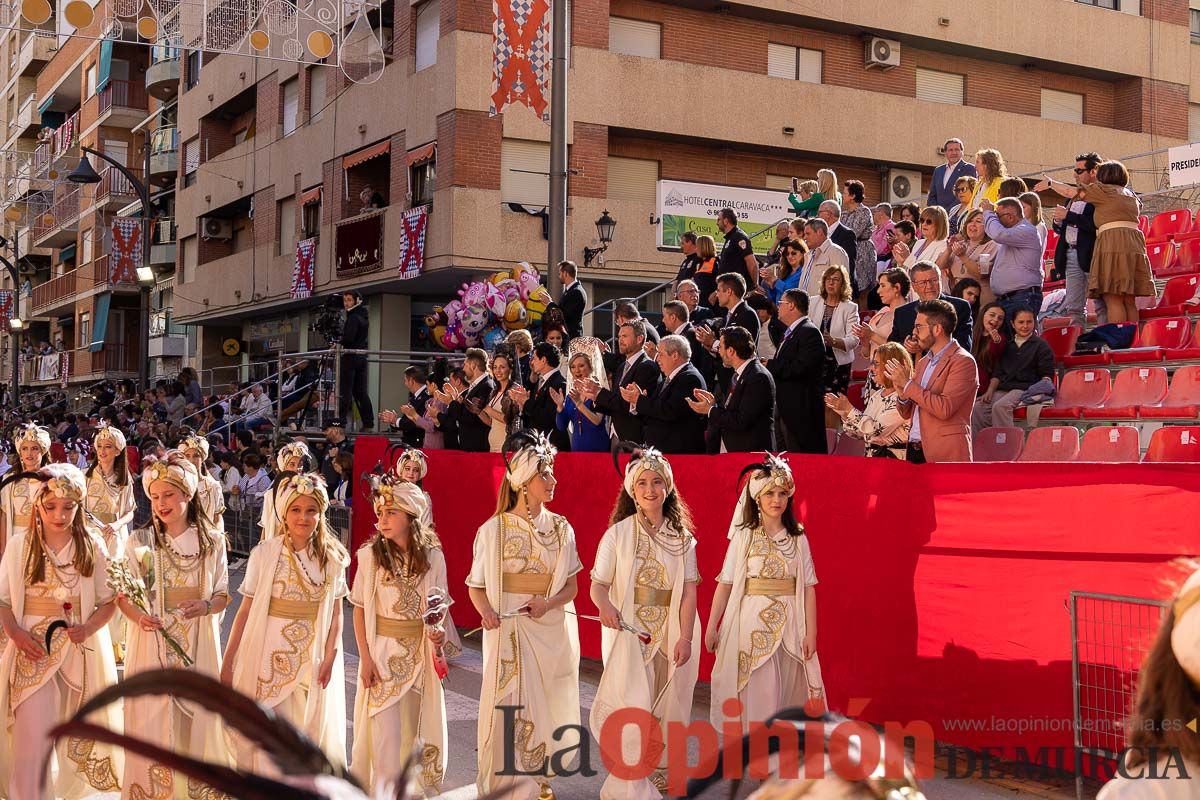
[887,169,923,204]
[864,37,900,70]
[200,217,232,241]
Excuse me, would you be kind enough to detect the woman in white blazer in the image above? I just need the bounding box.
[899,206,952,290]
[808,264,861,410]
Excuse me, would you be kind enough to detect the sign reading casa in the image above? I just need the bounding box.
[657,179,791,255]
[1168,142,1200,188]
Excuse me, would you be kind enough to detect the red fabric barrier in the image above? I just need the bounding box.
[351,440,1198,755]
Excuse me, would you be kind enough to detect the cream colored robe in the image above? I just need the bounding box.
[467,510,582,800]
[85,470,136,647]
[0,530,124,798]
[710,526,822,733]
[349,543,456,794]
[589,517,701,800]
[1,477,39,548]
[231,534,348,770]
[196,474,226,535]
[121,526,230,799]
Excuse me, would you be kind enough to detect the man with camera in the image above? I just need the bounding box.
[336,290,375,431]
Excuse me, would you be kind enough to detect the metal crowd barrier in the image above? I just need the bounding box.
[1070,591,1168,800]
[223,499,352,557]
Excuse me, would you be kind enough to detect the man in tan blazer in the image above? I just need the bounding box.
[885,298,979,463]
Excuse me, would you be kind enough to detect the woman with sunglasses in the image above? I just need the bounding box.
[764,239,809,304]
[894,207,951,288]
[948,175,978,237]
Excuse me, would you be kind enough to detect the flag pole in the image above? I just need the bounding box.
[545,0,567,299]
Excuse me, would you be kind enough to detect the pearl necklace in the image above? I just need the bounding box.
[287,538,326,588]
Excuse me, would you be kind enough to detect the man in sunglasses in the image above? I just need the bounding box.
[1048,152,1104,327]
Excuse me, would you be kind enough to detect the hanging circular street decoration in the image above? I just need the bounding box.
[249,30,270,51]
[63,0,94,28]
[19,0,51,25]
[136,16,157,38]
[307,31,334,58]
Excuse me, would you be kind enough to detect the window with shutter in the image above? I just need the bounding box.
[415,0,439,71]
[183,138,199,187]
[1040,88,1083,124]
[1190,103,1200,143]
[797,48,822,83]
[608,17,661,58]
[282,78,299,136]
[767,43,797,79]
[606,156,658,204]
[501,139,551,208]
[308,67,327,122]
[765,174,797,191]
[915,68,964,105]
[278,197,296,255]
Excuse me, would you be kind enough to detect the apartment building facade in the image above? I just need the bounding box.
[28,0,1188,406]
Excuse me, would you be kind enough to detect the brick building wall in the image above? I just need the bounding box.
[569,122,607,199]
[437,109,502,190]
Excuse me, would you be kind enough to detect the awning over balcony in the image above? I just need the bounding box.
[89,292,111,352]
[299,185,322,206]
[342,140,390,170]
[406,142,435,166]
[97,40,113,92]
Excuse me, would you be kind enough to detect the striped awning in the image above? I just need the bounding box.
[406,142,435,166]
[298,185,322,206]
[342,140,390,170]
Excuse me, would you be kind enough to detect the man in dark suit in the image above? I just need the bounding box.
[606,301,659,357]
[627,333,707,454]
[674,280,715,328]
[1049,151,1101,327]
[927,137,977,212]
[687,326,776,453]
[889,262,973,351]
[696,273,760,397]
[586,319,661,443]
[446,347,496,452]
[557,260,587,340]
[512,342,571,451]
[660,301,715,391]
[433,367,467,450]
[766,289,827,453]
[379,365,430,446]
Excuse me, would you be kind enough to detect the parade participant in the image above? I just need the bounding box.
[259,439,313,539]
[590,446,700,798]
[394,446,435,530]
[0,422,52,556]
[351,475,456,794]
[0,464,122,799]
[706,454,825,732]
[222,472,350,771]
[85,422,135,661]
[180,433,226,535]
[467,430,582,800]
[120,452,232,798]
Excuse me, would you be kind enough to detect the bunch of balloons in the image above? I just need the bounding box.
[424,262,554,351]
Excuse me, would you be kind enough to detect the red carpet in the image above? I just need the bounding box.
[351,440,1198,755]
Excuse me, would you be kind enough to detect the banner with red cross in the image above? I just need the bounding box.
[397,206,428,280]
[109,217,141,285]
[292,237,317,299]
[489,0,552,122]
[0,290,14,324]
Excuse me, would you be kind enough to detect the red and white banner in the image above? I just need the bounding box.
[397,206,428,279]
[0,290,14,324]
[109,217,141,284]
[292,237,317,299]
[489,0,552,122]
[59,351,68,387]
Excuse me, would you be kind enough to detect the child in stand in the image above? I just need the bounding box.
[351,475,457,794]
[222,472,349,772]
[0,464,123,799]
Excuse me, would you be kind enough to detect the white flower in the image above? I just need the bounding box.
[52,587,69,601]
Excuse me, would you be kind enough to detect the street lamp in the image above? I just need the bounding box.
[583,210,617,267]
[69,147,153,393]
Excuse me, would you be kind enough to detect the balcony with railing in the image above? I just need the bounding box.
[149,308,187,358]
[95,165,145,208]
[149,125,178,185]
[7,93,39,142]
[16,30,55,77]
[30,268,77,316]
[33,110,79,178]
[30,184,84,248]
[146,43,181,101]
[150,216,176,266]
[95,79,149,127]
[25,340,139,384]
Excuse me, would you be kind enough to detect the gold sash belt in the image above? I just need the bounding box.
[502,572,552,595]
[13,514,30,528]
[376,616,423,639]
[1098,221,1139,234]
[268,598,320,621]
[24,595,80,616]
[746,577,797,596]
[91,511,117,524]
[633,586,673,607]
[165,586,202,607]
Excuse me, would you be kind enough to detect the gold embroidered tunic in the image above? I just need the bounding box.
[1,477,39,544]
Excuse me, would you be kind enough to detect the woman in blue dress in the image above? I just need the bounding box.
[553,338,610,452]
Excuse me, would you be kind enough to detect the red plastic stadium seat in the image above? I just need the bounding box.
[1019,426,1080,462]
[1044,325,1081,364]
[1077,426,1141,462]
[1141,274,1200,319]
[1143,425,1200,462]
[1146,241,1177,276]
[1041,369,1111,419]
[831,433,866,457]
[974,427,1025,462]
[846,382,867,412]
[1139,365,1200,420]
[850,349,870,381]
[1166,239,1200,277]
[1146,208,1192,244]
[1043,228,1059,261]
[1166,320,1200,361]
[1109,318,1191,364]
[1082,367,1167,418]
[1138,215,1151,236]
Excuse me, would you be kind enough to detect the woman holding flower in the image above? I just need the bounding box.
[222,472,350,771]
[0,463,122,799]
[119,451,231,798]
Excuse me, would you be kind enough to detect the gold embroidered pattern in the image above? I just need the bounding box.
[188,776,234,798]
[256,545,320,701]
[511,715,547,773]
[497,629,520,692]
[736,531,794,692]
[11,544,71,704]
[66,736,120,791]
[369,644,418,708]
[633,525,670,660]
[500,515,551,577]
[420,743,444,788]
[128,763,173,800]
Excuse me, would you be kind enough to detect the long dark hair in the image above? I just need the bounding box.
[736,462,804,537]
[608,444,695,533]
[86,440,130,487]
[370,514,437,580]
[972,302,1005,372]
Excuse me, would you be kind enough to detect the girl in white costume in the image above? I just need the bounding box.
[180,434,226,536]
[119,451,232,798]
[590,447,701,799]
[394,447,435,530]
[258,440,312,540]
[467,430,582,800]
[351,475,456,794]
[1097,566,1200,799]
[707,455,826,732]
[85,422,136,660]
[222,472,349,772]
[0,422,52,557]
[0,464,123,799]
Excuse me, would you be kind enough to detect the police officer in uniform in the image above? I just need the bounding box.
[713,207,760,305]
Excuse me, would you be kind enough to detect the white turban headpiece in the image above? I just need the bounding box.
[180,434,209,460]
[93,422,127,452]
[1171,567,1200,686]
[394,448,428,481]
[727,454,796,540]
[141,452,200,499]
[504,431,556,490]
[13,423,51,453]
[277,441,312,472]
[274,472,329,522]
[33,463,86,505]
[622,447,675,498]
[370,476,429,520]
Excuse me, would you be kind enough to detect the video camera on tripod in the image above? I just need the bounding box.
[309,295,345,344]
